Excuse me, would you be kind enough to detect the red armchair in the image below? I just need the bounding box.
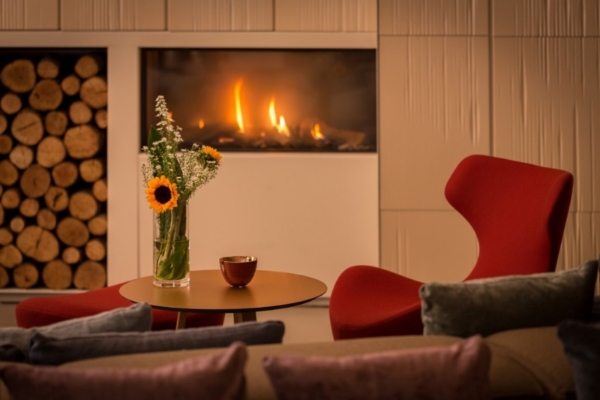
[329,154,574,340]
[15,282,224,330]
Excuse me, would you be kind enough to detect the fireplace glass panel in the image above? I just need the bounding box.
[142,49,376,152]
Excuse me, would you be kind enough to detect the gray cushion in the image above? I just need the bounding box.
[29,320,285,365]
[557,319,600,400]
[0,302,152,362]
[420,260,598,337]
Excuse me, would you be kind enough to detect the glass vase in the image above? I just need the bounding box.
[153,201,190,288]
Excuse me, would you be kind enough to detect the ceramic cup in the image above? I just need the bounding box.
[219,256,258,287]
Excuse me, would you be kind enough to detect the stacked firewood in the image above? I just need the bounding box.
[0,52,107,291]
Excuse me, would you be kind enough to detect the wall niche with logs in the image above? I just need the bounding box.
[0,49,107,291]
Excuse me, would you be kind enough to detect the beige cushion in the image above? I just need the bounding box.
[485,326,574,400]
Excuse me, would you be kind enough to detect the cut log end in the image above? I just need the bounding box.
[73,261,106,290]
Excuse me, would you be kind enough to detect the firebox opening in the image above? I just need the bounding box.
[141,49,376,152]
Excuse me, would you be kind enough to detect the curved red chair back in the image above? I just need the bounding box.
[445,155,573,280]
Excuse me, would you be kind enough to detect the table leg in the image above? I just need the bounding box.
[176,311,187,330]
[233,311,257,324]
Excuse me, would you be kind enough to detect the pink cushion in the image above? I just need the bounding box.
[263,335,492,400]
[15,282,224,330]
[0,342,246,400]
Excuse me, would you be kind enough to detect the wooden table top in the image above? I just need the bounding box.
[119,270,327,314]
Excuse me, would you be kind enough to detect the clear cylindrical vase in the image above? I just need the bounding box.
[153,201,190,287]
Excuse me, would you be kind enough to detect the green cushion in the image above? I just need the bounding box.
[420,260,598,337]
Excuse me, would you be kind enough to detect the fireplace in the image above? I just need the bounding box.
[141,49,376,152]
[0,31,379,297]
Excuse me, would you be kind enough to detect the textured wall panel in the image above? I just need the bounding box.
[558,212,600,285]
[379,0,488,36]
[379,36,490,210]
[493,38,600,212]
[1,0,59,30]
[168,0,273,31]
[275,0,376,32]
[0,0,23,29]
[61,0,120,30]
[24,0,59,30]
[493,0,600,37]
[381,210,477,282]
[120,0,165,30]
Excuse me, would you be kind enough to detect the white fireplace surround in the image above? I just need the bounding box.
[0,31,379,299]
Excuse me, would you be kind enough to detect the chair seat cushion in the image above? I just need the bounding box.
[15,282,224,331]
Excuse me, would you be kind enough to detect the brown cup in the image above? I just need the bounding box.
[219,256,257,287]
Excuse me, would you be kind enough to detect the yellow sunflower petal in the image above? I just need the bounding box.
[201,146,222,162]
[146,175,179,213]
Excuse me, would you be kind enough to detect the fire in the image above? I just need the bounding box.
[268,97,290,137]
[311,123,325,140]
[268,97,277,127]
[198,119,205,129]
[234,79,245,133]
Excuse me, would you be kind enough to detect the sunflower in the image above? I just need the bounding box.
[145,176,179,213]
[201,146,222,162]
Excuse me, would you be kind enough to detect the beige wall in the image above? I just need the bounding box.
[380,0,600,283]
[1,0,598,287]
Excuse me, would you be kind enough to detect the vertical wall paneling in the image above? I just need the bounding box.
[275,0,377,32]
[493,0,600,37]
[120,0,165,31]
[61,0,121,31]
[559,212,600,278]
[492,38,600,212]
[24,0,59,30]
[0,0,24,29]
[168,0,273,31]
[379,0,488,36]
[381,211,477,282]
[379,36,490,211]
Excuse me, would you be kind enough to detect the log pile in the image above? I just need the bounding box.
[0,51,107,291]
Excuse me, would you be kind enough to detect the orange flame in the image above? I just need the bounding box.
[198,119,205,129]
[267,97,290,137]
[269,97,277,127]
[311,123,325,140]
[235,79,245,133]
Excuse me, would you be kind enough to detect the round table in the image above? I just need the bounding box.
[119,270,327,329]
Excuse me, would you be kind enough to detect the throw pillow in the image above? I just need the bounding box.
[420,259,598,337]
[557,319,600,400]
[0,302,151,361]
[29,320,285,365]
[0,341,246,400]
[262,335,491,400]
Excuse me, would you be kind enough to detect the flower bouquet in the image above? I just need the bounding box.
[142,96,222,287]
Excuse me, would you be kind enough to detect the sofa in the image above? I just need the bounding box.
[2,261,598,399]
[0,325,575,400]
